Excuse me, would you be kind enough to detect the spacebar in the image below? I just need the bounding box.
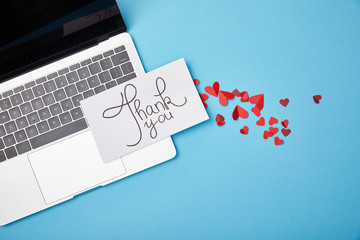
[30,118,88,149]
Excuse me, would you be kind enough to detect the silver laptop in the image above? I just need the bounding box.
[0,0,176,225]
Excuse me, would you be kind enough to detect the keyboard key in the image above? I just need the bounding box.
[59,112,72,125]
[38,108,51,120]
[3,90,13,98]
[49,103,62,116]
[92,54,103,62]
[4,134,16,147]
[25,81,36,89]
[27,112,40,124]
[14,85,25,93]
[103,49,114,57]
[14,130,27,142]
[4,146,17,159]
[55,75,68,88]
[110,66,123,79]
[48,116,61,129]
[88,62,102,75]
[0,98,12,111]
[32,85,45,97]
[70,107,83,120]
[16,141,31,155]
[10,93,23,106]
[117,73,137,85]
[21,89,34,101]
[66,72,80,84]
[83,89,94,99]
[0,139,4,149]
[100,58,113,70]
[36,121,49,134]
[47,72,58,80]
[98,71,111,83]
[69,63,80,71]
[81,59,91,66]
[0,112,10,124]
[30,118,87,149]
[105,81,117,89]
[77,67,90,79]
[0,126,6,137]
[42,93,55,106]
[94,85,106,94]
[26,125,39,138]
[15,117,28,129]
[121,62,134,75]
[9,107,21,119]
[58,68,69,75]
[5,121,17,134]
[20,102,33,115]
[65,84,78,97]
[72,94,83,107]
[36,77,47,84]
[60,99,73,111]
[111,51,129,65]
[53,89,66,101]
[76,80,89,93]
[114,46,125,53]
[44,80,56,93]
[87,75,100,88]
[31,98,44,110]
[0,151,5,162]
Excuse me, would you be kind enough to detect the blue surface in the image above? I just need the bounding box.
[2,0,360,239]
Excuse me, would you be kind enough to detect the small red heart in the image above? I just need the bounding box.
[217,121,225,126]
[232,89,241,97]
[313,95,322,104]
[281,119,289,128]
[199,93,208,108]
[215,114,224,123]
[274,136,283,146]
[256,117,265,126]
[251,107,261,117]
[240,126,249,135]
[269,117,278,126]
[240,91,249,102]
[263,130,271,139]
[269,127,279,135]
[249,94,263,104]
[232,105,249,120]
[281,128,291,137]
[204,82,220,97]
[255,95,264,111]
[219,91,234,106]
[279,98,289,107]
[193,79,199,86]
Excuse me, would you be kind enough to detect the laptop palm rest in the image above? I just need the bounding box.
[28,131,127,204]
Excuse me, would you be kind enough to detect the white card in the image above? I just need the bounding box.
[81,58,209,163]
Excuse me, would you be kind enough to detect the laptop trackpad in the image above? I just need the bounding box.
[28,131,127,204]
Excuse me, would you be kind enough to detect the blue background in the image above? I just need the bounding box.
[1,0,360,239]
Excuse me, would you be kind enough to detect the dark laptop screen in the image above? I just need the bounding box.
[0,0,126,82]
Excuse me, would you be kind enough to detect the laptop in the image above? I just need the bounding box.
[0,0,176,225]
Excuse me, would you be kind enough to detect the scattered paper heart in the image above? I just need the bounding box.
[256,117,265,126]
[193,79,199,86]
[279,98,289,107]
[269,127,279,135]
[240,126,249,135]
[199,93,208,108]
[251,107,261,117]
[313,95,322,104]
[269,117,278,126]
[205,82,220,97]
[219,90,234,106]
[281,128,291,137]
[281,119,289,128]
[232,105,249,120]
[232,89,241,97]
[263,130,272,139]
[240,91,249,102]
[274,136,283,146]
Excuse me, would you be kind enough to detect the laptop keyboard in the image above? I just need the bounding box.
[0,45,136,162]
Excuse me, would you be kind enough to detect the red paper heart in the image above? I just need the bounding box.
[269,127,279,135]
[281,119,289,128]
[204,82,220,97]
[269,117,278,126]
[219,91,234,106]
[240,91,249,102]
[255,95,264,111]
[313,95,322,104]
[217,121,225,126]
[232,105,249,120]
[240,126,249,135]
[232,89,241,97]
[215,114,224,123]
[256,117,265,126]
[281,128,291,137]
[263,130,271,139]
[274,136,283,146]
[193,79,199,86]
[251,107,261,117]
[279,98,289,107]
[249,94,263,104]
[200,93,208,108]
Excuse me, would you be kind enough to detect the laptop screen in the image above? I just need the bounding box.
[0,0,126,82]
